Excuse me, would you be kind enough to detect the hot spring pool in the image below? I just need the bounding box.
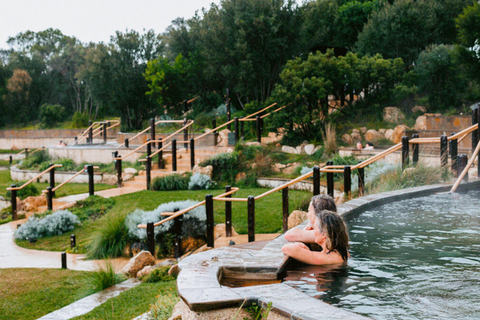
[284,190,480,320]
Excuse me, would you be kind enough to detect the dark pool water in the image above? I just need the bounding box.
[283,190,480,320]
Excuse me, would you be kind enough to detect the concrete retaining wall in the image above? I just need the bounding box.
[10,166,104,184]
[48,145,144,164]
[117,132,216,147]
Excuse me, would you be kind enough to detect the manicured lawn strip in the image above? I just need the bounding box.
[72,280,177,320]
[0,169,114,198]
[15,188,311,252]
[0,268,96,320]
[0,149,22,154]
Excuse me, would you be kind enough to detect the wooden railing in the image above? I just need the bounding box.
[7,164,62,191]
[74,120,120,144]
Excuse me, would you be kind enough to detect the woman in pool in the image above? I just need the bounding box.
[282,209,350,265]
[284,194,337,244]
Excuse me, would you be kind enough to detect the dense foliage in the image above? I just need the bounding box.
[14,210,80,240]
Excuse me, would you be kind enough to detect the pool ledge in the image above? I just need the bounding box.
[177,180,480,319]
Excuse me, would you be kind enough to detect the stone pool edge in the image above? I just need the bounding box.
[177,180,480,319]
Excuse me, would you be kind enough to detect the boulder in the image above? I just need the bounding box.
[383,107,406,123]
[22,195,46,212]
[412,106,427,113]
[0,199,10,211]
[378,128,386,134]
[352,129,360,134]
[122,250,155,277]
[283,164,297,175]
[16,197,23,212]
[342,134,353,145]
[335,193,345,205]
[288,210,308,229]
[304,144,316,155]
[268,132,277,138]
[235,172,246,182]
[384,129,394,140]
[181,236,206,253]
[295,146,303,154]
[168,264,181,278]
[123,173,134,182]
[137,265,154,278]
[192,164,213,178]
[124,167,137,175]
[281,145,297,154]
[102,174,118,185]
[226,148,234,153]
[273,163,288,173]
[391,125,409,143]
[364,129,384,142]
[360,127,367,134]
[204,128,212,133]
[214,223,239,238]
[155,258,177,268]
[245,141,261,146]
[413,115,427,131]
[351,132,362,143]
[218,129,231,147]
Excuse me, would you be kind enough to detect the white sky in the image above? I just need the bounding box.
[0,0,224,49]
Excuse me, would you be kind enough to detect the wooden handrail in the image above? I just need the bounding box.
[91,122,121,139]
[118,119,191,148]
[448,123,478,141]
[150,142,172,158]
[451,139,480,192]
[194,119,235,141]
[242,103,277,120]
[255,171,313,200]
[7,164,63,191]
[260,105,287,119]
[40,166,100,193]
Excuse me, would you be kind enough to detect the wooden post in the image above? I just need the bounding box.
[147,138,152,158]
[47,187,53,211]
[212,119,217,147]
[147,222,155,257]
[248,196,255,242]
[206,194,214,248]
[172,140,177,171]
[116,158,122,187]
[190,138,195,170]
[88,120,93,144]
[241,121,244,140]
[450,133,457,173]
[256,116,261,143]
[49,163,55,197]
[226,89,231,131]
[402,136,409,169]
[87,165,94,196]
[61,252,67,269]
[24,148,28,158]
[173,211,183,259]
[234,117,239,144]
[344,166,351,198]
[183,118,188,149]
[124,138,129,148]
[158,140,164,169]
[146,156,152,190]
[103,122,107,143]
[150,118,156,149]
[358,161,365,197]
[440,134,448,168]
[326,161,334,197]
[10,185,17,221]
[313,166,320,196]
[282,188,289,232]
[9,156,12,165]
[457,154,468,182]
[225,186,232,237]
[412,133,419,164]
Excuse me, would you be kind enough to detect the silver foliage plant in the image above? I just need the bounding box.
[351,161,398,192]
[188,173,216,190]
[125,200,206,240]
[14,210,80,240]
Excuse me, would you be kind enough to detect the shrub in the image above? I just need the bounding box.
[6,183,40,200]
[39,103,66,128]
[201,152,240,183]
[125,200,206,241]
[300,166,313,175]
[152,174,189,191]
[89,263,124,291]
[14,210,80,240]
[88,213,129,259]
[141,267,176,283]
[148,291,180,320]
[71,111,90,128]
[188,173,216,190]
[71,195,115,221]
[235,172,260,188]
[18,150,50,170]
[38,158,76,172]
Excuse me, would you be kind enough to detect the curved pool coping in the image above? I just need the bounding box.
[177,180,480,319]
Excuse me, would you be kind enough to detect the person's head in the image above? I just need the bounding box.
[365,142,373,148]
[307,195,337,226]
[356,142,363,150]
[314,210,349,261]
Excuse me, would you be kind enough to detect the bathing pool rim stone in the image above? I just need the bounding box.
[177,180,480,319]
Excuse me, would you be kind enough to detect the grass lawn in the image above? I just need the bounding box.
[0,268,97,320]
[72,280,177,320]
[0,169,114,199]
[16,188,312,253]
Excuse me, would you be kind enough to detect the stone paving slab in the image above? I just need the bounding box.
[37,278,141,320]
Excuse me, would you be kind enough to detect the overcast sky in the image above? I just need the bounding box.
[0,0,224,49]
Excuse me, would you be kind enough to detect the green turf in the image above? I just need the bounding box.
[0,268,97,320]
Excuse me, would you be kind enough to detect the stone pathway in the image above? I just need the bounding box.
[37,278,141,320]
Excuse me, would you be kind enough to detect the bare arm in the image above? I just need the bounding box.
[284,227,316,243]
[282,243,345,265]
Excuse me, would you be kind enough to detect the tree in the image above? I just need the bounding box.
[5,69,33,124]
[456,2,480,84]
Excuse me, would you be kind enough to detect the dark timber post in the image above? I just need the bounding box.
[226,89,231,131]
[147,139,152,159]
[225,186,232,237]
[103,122,107,143]
[146,156,151,190]
[190,138,195,170]
[88,120,93,144]
[173,209,183,259]
[172,140,177,171]
[212,119,217,147]
[70,234,76,248]
[326,160,334,197]
[457,154,468,181]
[358,161,365,197]
[24,148,28,158]
[344,166,351,198]
[248,196,255,242]
[47,187,53,211]
[9,156,12,165]
[150,118,156,149]
[473,108,479,153]
[313,166,320,196]
[234,117,239,144]
[402,136,409,169]
[241,121,245,140]
[87,165,94,196]
[61,252,67,269]
[206,194,214,248]
[147,222,155,257]
[49,163,55,196]
[184,100,188,114]
[10,185,17,221]
[440,134,448,168]
[412,133,419,165]
[158,140,164,169]
[116,158,122,187]
[124,138,129,148]
[183,118,188,149]
[282,188,289,232]
[256,116,261,143]
[450,133,458,173]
